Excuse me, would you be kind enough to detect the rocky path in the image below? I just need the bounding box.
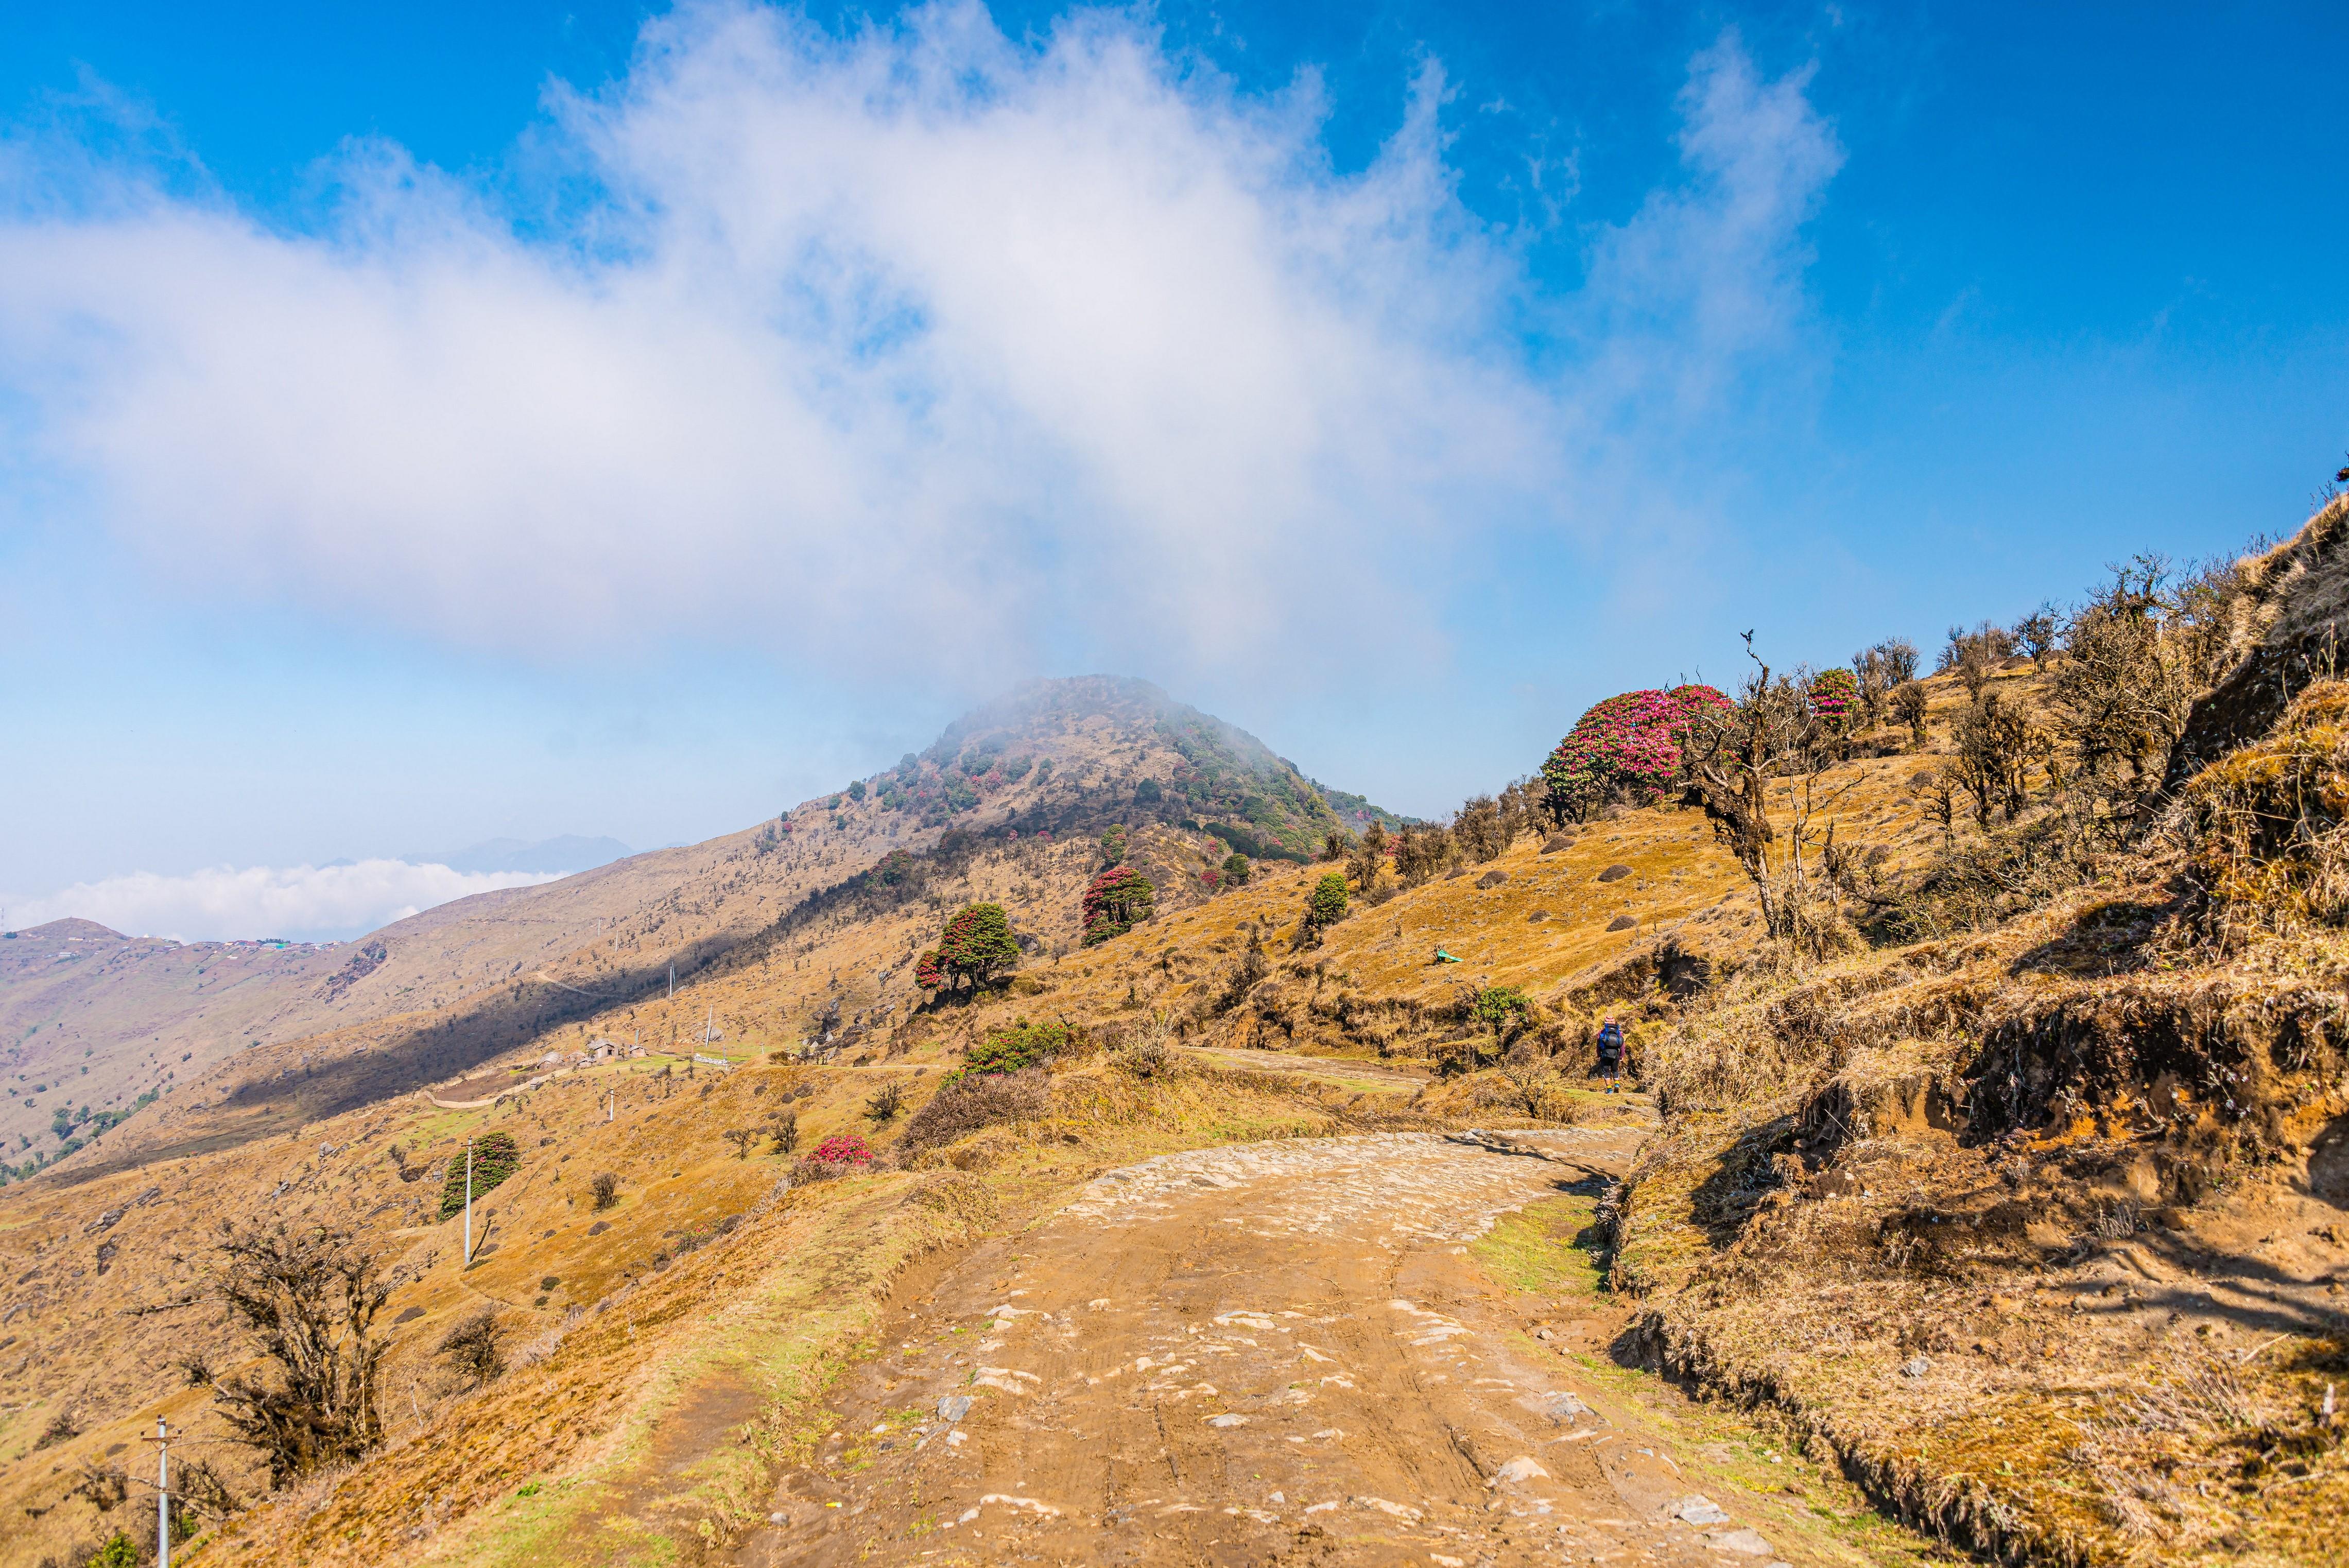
[738,1128,1819,1567]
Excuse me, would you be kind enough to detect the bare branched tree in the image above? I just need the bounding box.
[1345,821,1388,892]
[1453,796,1506,863]
[1679,640,1861,960]
[2051,554,2240,815]
[1890,681,1929,749]
[196,1220,393,1487]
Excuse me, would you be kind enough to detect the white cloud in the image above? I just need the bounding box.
[0,4,1841,690]
[4,861,563,943]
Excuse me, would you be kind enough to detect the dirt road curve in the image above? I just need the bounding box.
[738,1129,1804,1567]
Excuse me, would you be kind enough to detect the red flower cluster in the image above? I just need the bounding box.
[1083,865,1157,945]
[1808,667,1859,725]
[808,1133,873,1165]
[1541,685,1730,813]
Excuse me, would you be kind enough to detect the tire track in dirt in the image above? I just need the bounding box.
[739,1128,1817,1566]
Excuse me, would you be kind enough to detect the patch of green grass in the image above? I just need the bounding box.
[1472,1194,1609,1297]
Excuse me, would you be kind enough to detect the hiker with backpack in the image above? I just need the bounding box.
[1595,1016,1629,1092]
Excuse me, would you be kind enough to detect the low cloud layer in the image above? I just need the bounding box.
[0,4,1839,691]
[5,861,564,944]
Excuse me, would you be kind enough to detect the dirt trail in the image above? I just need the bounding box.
[738,1126,1832,1567]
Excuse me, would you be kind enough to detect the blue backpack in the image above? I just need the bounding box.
[1596,1024,1623,1060]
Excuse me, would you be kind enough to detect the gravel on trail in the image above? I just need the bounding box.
[740,1129,1795,1567]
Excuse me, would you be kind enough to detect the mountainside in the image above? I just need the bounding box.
[2,677,1376,1181]
[6,531,2346,1568]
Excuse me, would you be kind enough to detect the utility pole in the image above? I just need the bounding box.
[668,962,675,999]
[154,1415,170,1568]
[462,1136,474,1266]
[606,1087,614,1123]
[704,1005,714,1045]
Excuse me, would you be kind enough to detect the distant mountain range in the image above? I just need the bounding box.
[408,835,634,875]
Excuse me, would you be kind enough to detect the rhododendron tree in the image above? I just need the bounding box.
[1540,685,1731,819]
[1808,668,1859,727]
[1083,866,1156,944]
[937,903,1019,990]
[914,949,945,991]
[807,1133,873,1165]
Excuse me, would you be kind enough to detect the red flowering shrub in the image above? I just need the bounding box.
[1198,868,1221,890]
[1082,865,1156,945]
[914,949,945,990]
[1541,685,1731,818]
[937,903,1019,989]
[808,1133,873,1165]
[1808,667,1859,726]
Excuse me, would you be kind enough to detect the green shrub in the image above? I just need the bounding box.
[961,1019,1071,1078]
[438,1131,521,1220]
[1306,871,1349,927]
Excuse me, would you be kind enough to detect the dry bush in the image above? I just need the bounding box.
[1112,1011,1182,1080]
[1454,795,1506,862]
[2180,679,2349,939]
[1885,805,2106,939]
[1890,681,1929,748]
[900,1067,1050,1151]
[199,1220,391,1487]
[909,1171,1000,1228]
[589,1171,619,1210]
[766,1110,800,1155]
[1395,821,1454,884]
[32,1408,78,1450]
[1946,694,2036,826]
[436,1308,505,1390]
[864,1080,905,1123]
[1498,1062,1584,1123]
[1345,821,1388,893]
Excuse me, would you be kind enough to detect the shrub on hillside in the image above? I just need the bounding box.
[1541,685,1731,820]
[1305,871,1349,928]
[437,1131,521,1220]
[437,1309,506,1390]
[1082,865,1156,944]
[1221,852,1252,886]
[1890,681,1929,748]
[199,1221,391,1486]
[1454,795,1506,861]
[902,1067,1051,1150]
[932,903,1020,990]
[590,1171,619,1210]
[2182,680,2349,939]
[1395,821,1454,884]
[1345,820,1389,891]
[1807,668,1859,728]
[961,1018,1071,1078]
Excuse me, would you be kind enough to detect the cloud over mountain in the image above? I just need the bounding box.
[5,861,563,944]
[0,3,1839,690]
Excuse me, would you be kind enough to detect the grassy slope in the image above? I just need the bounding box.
[1604,673,2349,1565]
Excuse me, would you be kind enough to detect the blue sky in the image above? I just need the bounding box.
[2,1,2343,939]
